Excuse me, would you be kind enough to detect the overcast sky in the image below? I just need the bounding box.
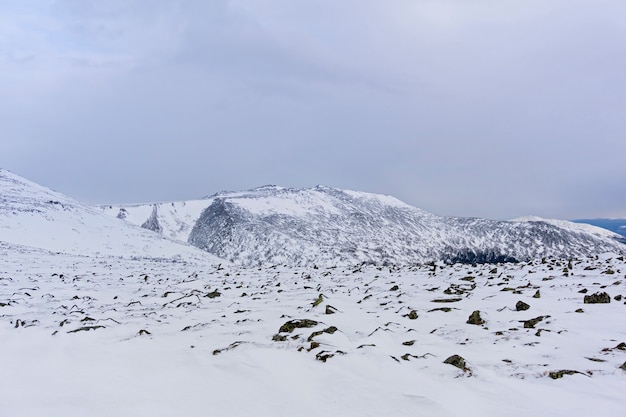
[1,0,625,220]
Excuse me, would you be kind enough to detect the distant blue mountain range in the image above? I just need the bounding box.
[573,219,626,238]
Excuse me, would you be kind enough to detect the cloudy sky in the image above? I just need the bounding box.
[1,0,625,220]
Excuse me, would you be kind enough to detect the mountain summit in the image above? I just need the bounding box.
[101,184,626,266]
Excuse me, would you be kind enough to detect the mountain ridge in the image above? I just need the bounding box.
[99,182,626,266]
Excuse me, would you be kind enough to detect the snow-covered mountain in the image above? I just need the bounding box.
[0,169,221,263]
[100,185,626,266]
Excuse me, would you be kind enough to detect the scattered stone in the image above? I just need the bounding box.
[585,357,606,362]
[67,325,105,333]
[312,294,324,307]
[615,295,623,301]
[279,319,318,333]
[205,290,221,299]
[137,329,151,336]
[212,341,242,356]
[616,342,626,350]
[548,370,583,379]
[406,310,418,320]
[431,298,463,303]
[325,305,337,314]
[575,308,584,313]
[516,301,530,311]
[578,288,588,294]
[443,354,469,371]
[620,361,626,371]
[467,310,485,325]
[402,340,416,346]
[390,285,399,291]
[523,316,546,329]
[533,290,541,298]
[584,292,611,304]
[315,350,344,362]
[307,326,338,342]
[272,334,287,342]
[428,307,453,313]
[489,268,498,274]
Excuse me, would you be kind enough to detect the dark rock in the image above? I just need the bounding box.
[272,334,287,341]
[307,326,338,342]
[620,361,626,371]
[67,325,105,333]
[615,295,623,301]
[431,298,463,303]
[548,370,582,379]
[407,310,418,320]
[523,316,545,328]
[428,307,453,312]
[390,285,399,291]
[312,294,324,307]
[467,310,485,325]
[443,354,468,371]
[205,290,221,299]
[325,305,337,314]
[533,290,541,298]
[279,319,318,333]
[516,301,530,311]
[584,292,611,304]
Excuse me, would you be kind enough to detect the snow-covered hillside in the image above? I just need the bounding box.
[0,169,222,263]
[2,170,625,416]
[1,243,625,416]
[102,185,626,267]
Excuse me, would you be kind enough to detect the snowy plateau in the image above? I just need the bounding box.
[1,168,626,417]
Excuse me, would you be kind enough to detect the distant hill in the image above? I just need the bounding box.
[101,184,626,267]
[572,218,626,239]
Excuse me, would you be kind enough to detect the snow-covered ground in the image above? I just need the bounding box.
[1,242,625,416]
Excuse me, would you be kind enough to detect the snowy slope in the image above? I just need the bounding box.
[1,244,625,416]
[0,169,222,263]
[102,185,626,267]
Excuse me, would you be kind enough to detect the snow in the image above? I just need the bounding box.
[2,169,625,416]
[0,169,222,263]
[512,215,621,239]
[102,185,626,267]
[1,244,625,416]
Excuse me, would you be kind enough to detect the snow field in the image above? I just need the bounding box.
[1,246,625,416]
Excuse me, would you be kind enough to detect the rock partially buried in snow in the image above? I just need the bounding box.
[548,370,585,379]
[278,319,318,333]
[584,292,611,304]
[466,310,485,325]
[523,316,546,328]
[516,301,530,311]
[444,354,469,372]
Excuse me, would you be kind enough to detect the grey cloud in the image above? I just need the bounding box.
[1,0,626,219]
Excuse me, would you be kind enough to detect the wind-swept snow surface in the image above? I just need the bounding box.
[1,245,625,416]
